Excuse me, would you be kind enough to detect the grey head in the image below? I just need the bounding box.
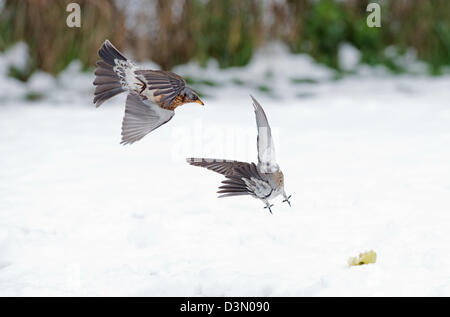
[182,87,204,105]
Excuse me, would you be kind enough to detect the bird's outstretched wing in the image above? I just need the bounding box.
[250,95,278,173]
[186,158,273,199]
[135,70,186,107]
[186,158,250,177]
[121,93,174,145]
[217,163,273,199]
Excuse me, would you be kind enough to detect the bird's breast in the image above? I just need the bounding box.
[165,95,185,110]
[273,171,284,186]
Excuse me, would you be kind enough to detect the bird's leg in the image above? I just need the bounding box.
[282,193,292,207]
[263,200,274,214]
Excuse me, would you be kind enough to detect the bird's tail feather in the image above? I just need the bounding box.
[98,40,127,66]
[93,40,127,107]
[217,175,251,198]
[218,192,249,198]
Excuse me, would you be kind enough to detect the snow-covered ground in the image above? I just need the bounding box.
[1,43,450,296]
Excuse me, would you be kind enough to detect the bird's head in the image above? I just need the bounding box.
[182,87,204,105]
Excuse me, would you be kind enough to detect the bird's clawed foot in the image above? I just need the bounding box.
[264,203,274,214]
[282,195,292,207]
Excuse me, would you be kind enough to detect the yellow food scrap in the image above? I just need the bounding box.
[348,250,377,266]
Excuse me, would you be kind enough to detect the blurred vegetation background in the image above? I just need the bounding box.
[0,0,449,80]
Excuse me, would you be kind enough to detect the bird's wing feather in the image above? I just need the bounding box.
[186,158,249,177]
[135,70,186,107]
[217,163,273,199]
[121,93,174,145]
[250,95,278,172]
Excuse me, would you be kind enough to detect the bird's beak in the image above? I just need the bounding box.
[195,99,204,106]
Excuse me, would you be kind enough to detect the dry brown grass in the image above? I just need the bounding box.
[1,0,449,75]
[1,0,126,74]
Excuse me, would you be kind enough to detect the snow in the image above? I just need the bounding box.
[171,42,337,101]
[27,71,57,94]
[384,46,429,75]
[338,43,361,71]
[0,43,29,102]
[1,44,450,296]
[2,42,29,73]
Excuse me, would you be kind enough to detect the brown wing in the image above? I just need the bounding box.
[186,158,250,177]
[135,70,186,107]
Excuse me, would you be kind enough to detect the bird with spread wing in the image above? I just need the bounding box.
[93,40,204,145]
[187,96,291,213]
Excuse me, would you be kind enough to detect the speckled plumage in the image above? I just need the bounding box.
[166,95,186,110]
